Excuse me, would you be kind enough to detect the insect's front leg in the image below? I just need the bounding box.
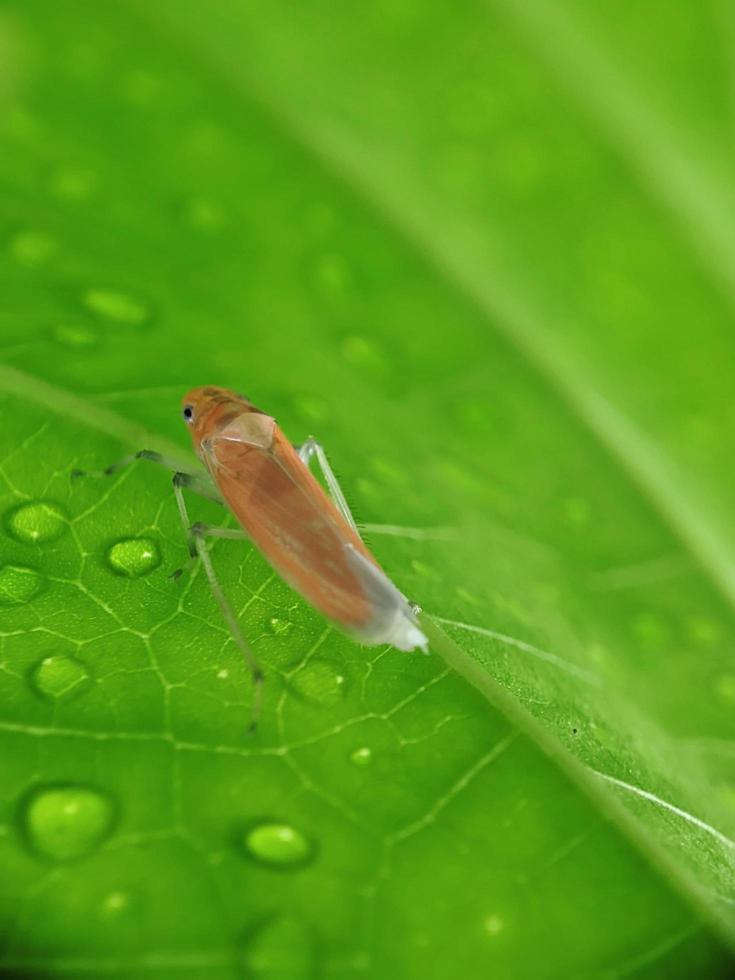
[72,449,222,502]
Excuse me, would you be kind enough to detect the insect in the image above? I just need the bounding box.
[74,386,428,728]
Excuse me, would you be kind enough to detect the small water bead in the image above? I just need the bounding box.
[52,323,98,348]
[290,661,346,706]
[23,785,115,860]
[31,655,91,702]
[244,822,313,868]
[81,287,151,327]
[106,538,161,578]
[9,230,56,267]
[0,565,43,605]
[483,914,504,937]
[100,890,130,917]
[349,746,372,767]
[6,501,67,544]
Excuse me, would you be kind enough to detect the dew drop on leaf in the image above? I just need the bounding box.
[22,785,115,861]
[6,500,67,544]
[244,822,313,868]
[52,323,98,348]
[31,655,91,702]
[0,565,43,605]
[290,661,346,706]
[106,538,161,577]
[81,287,152,327]
[349,746,372,767]
[483,914,504,937]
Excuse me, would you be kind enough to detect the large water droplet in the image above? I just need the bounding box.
[0,565,43,605]
[81,287,151,327]
[349,746,372,767]
[9,230,56,267]
[290,661,346,706]
[244,822,313,868]
[52,323,98,348]
[22,785,115,860]
[106,538,161,577]
[31,655,91,702]
[6,501,67,544]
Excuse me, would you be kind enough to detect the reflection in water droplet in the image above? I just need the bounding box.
[9,231,55,267]
[245,914,314,979]
[244,822,313,868]
[0,565,43,605]
[22,785,115,860]
[31,655,91,702]
[106,538,161,577]
[52,323,98,348]
[267,617,293,637]
[290,661,346,706]
[81,287,151,327]
[349,746,372,767]
[6,501,67,543]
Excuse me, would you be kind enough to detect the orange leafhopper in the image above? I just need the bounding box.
[74,386,428,727]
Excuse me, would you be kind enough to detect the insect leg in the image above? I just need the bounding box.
[295,436,359,533]
[72,450,222,503]
[191,522,264,732]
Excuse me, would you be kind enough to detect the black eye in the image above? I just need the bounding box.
[183,405,194,422]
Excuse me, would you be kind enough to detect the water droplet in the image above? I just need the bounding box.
[22,785,115,861]
[106,538,161,577]
[31,655,91,702]
[483,914,504,936]
[50,167,96,202]
[715,675,735,703]
[0,565,43,605]
[349,746,372,767]
[52,323,99,348]
[245,914,315,979]
[290,661,346,706]
[267,617,293,637]
[6,501,67,544]
[81,287,151,327]
[561,496,591,527]
[9,230,55,267]
[244,822,313,868]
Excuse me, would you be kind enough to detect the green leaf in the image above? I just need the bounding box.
[0,1,733,977]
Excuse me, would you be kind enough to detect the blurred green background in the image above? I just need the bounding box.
[1,1,735,977]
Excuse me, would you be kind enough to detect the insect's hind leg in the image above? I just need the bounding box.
[188,520,264,732]
[295,436,359,533]
[72,449,222,503]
